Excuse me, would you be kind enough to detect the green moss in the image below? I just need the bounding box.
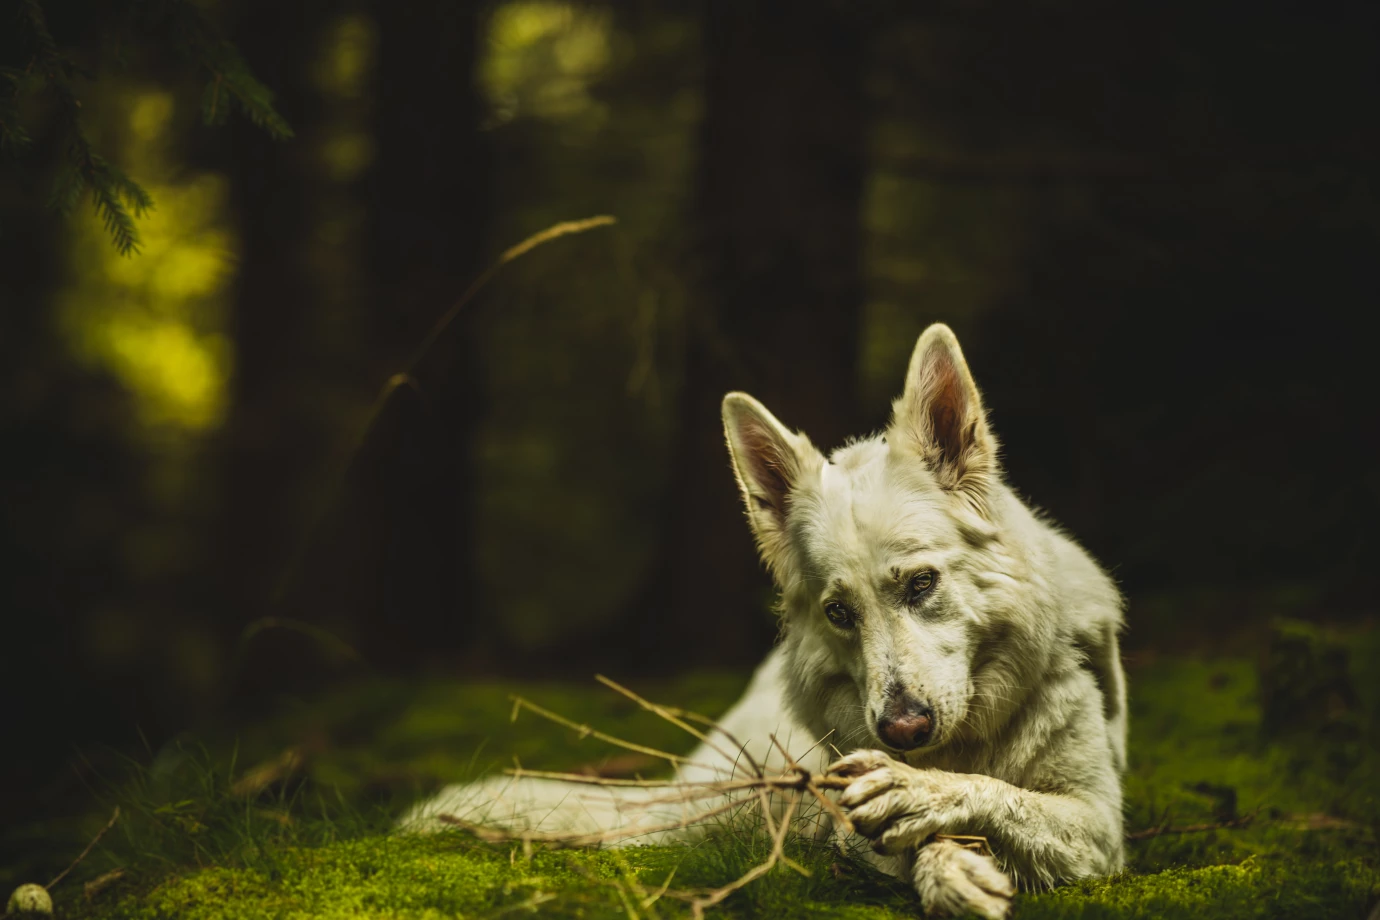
[21,632,1380,919]
[1023,858,1380,919]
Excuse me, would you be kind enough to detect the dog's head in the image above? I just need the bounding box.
[723,324,1024,757]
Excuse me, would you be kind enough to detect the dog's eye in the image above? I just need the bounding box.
[824,602,855,629]
[909,571,936,599]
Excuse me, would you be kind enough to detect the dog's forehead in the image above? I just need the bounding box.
[793,437,952,573]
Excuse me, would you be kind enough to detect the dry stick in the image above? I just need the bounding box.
[47,806,120,890]
[1126,808,1261,841]
[790,728,838,767]
[753,784,811,879]
[660,707,765,779]
[499,769,685,788]
[498,768,848,818]
[472,684,863,915]
[769,732,855,836]
[595,675,746,772]
[509,696,710,769]
[687,793,803,919]
[778,728,854,838]
[266,215,617,610]
[550,683,837,854]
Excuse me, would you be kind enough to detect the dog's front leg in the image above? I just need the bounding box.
[829,750,1120,913]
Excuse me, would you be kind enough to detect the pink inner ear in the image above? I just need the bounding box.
[926,355,969,467]
[741,422,793,511]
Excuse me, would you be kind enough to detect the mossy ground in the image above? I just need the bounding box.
[5,622,1379,919]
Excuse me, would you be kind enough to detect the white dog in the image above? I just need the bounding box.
[405,324,1127,918]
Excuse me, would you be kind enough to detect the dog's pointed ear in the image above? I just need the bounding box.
[890,324,999,509]
[722,392,819,571]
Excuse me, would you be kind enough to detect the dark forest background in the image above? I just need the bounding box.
[2,0,1376,831]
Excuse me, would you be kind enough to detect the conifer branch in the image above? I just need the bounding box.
[3,0,292,253]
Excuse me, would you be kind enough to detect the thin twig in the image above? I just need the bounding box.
[660,707,764,779]
[47,807,119,890]
[264,216,617,611]
[596,675,745,771]
[503,768,684,788]
[687,793,803,918]
[767,732,855,836]
[503,767,844,795]
[509,696,710,769]
[790,728,837,766]
[457,680,862,918]
[1126,808,1261,841]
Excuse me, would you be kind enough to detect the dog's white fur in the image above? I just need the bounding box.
[404,325,1127,918]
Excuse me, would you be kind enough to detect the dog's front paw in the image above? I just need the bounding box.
[912,838,1014,919]
[827,750,963,854]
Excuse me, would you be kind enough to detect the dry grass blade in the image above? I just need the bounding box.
[686,792,803,918]
[412,215,616,368]
[83,868,125,901]
[231,746,306,798]
[933,833,992,857]
[47,806,119,890]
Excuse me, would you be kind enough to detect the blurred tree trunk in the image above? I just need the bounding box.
[219,1,336,690]
[220,1,489,688]
[596,0,867,671]
[340,0,491,671]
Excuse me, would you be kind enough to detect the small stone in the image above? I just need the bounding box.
[7,883,53,915]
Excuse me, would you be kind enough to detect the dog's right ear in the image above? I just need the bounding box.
[722,392,819,573]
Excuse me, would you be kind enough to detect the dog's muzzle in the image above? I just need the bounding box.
[877,697,935,751]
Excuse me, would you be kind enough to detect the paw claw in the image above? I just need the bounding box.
[826,749,893,778]
[837,768,898,808]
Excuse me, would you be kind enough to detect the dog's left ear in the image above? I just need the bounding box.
[890,323,999,509]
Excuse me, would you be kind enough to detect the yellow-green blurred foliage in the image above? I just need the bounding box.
[57,90,234,433]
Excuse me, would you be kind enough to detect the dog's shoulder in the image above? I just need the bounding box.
[995,485,1129,773]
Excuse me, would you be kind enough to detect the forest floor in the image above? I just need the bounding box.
[4,619,1378,919]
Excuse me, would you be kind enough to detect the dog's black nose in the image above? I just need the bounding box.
[877,705,934,750]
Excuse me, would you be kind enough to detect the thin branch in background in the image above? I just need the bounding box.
[263,216,617,617]
[1125,807,1262,841]
[46,806,120,890]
